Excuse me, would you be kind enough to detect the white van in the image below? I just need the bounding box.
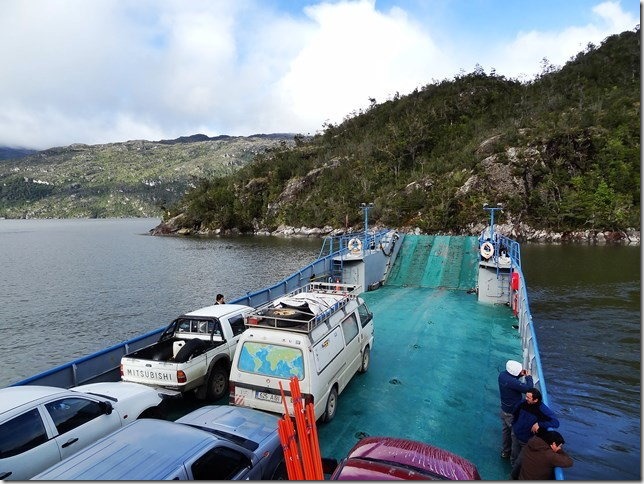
[229,282,374,422]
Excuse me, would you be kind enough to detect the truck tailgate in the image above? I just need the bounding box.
[121,358,180,386]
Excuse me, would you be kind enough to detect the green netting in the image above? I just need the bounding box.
[386,235,478,290]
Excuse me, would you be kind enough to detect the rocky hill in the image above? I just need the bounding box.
[3,27,639,246]
[0,134,294,218]
[158,27,640,243]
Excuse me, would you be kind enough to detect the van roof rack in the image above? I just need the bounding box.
[244,282,361,333]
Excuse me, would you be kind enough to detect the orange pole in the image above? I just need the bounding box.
[284,417,304,480]
[278,420,296,479]
[290,377,315,479]
[306,402,324,479]
[278,380,290,416]
[296,399,314,478]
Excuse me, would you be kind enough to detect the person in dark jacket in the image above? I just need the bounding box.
[215,293,225,304]
[514,429,573,479]
[498,360,533,459]
[510,388,559,471]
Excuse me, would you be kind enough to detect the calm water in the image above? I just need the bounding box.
[521,244,641,480]
[0,218,321,386]
[0,219,639,480]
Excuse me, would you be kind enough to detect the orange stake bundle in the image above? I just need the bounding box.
[290,377,315,479]
[278,419,298,480]
[277,381,303,480]
[277,378,324,480]
[290,377,324,480]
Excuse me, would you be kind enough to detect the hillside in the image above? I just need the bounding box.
[0,134,294,218]
[162,27,640,238]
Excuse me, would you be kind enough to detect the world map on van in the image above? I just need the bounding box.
[238,342,304,379]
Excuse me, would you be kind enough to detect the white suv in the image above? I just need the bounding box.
[0,382,163,480]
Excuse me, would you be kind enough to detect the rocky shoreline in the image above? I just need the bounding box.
[149,216,640,245]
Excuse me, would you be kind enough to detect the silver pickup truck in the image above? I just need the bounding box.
[120,304,253,400]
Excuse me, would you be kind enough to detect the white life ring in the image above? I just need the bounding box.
[348,238,363,255]
[480,241,494,259]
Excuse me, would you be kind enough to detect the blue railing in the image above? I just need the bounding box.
[495,235,563,480]
[231,254,335,308]
[478,231,521,266]
[11,328,162,387]
[318,229,391,259]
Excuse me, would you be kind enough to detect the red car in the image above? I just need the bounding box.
[331,437,482,480]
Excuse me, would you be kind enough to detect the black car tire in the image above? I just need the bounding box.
[322,386,338,423]
[358,346,370,373]
[174,339,205,363]
[207,364,229,401]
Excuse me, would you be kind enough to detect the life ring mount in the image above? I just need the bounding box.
[348,238,363,255]
[480,241,494,259]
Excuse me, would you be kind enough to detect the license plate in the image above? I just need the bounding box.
[256,391,282,403]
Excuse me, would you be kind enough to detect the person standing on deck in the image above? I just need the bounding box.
[499,360,533,460]
[215,294,225,304]
[514,429,573,479]
[510,388,560,472]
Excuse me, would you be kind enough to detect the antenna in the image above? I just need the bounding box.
[483,203,503,242]
[360,203,374,237]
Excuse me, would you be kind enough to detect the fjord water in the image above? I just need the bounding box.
[0,218,639,479]
[520,244,641,480]
[0,218,322,386]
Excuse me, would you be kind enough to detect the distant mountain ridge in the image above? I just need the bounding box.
[155,133,295,145]
[0,134,295,218]
[0,147,38,161]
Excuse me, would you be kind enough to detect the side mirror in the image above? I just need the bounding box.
[100,401,113,415]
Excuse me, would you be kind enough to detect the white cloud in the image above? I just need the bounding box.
[274,0,449,132]
[0,0,638,149]
[490,1,638,80]
[593,0,637,30]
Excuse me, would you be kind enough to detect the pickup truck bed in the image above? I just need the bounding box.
[126,337,225,363]
[120,304,253,401]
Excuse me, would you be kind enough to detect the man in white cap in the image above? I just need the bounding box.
[498,359,532,460]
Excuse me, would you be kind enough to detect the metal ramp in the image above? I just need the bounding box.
[386,235,478,290]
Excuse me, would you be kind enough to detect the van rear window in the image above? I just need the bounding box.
[238,342,304,379]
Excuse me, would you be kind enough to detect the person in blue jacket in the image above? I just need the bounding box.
[510,388,560,472]
[499,360,533,460]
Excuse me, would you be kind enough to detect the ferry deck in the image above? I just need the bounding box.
[315,235,519,480]
[12,231,537,480]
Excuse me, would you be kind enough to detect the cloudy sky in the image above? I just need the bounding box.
[0,0,638,149]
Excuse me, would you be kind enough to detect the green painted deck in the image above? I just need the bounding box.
[316,235,522,480]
